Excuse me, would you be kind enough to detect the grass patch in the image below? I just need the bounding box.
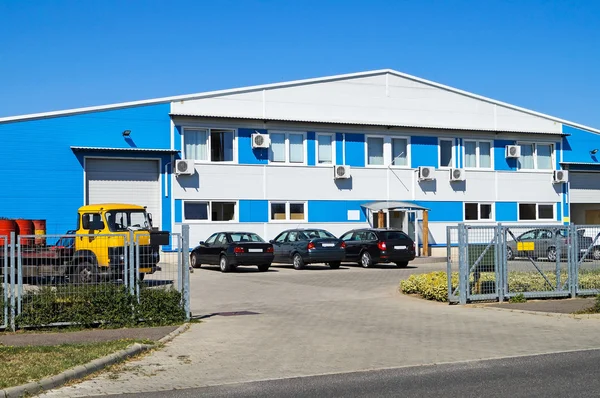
[0,339,152,389]
[574,295,600,314]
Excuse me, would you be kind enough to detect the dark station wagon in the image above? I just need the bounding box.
[340,228,416,268]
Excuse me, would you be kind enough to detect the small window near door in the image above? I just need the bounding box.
[464,203,494,221]
[211,202,236,221]
[184,201,236,221]
[518,203,554,221]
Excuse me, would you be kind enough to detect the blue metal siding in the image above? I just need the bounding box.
[308,200,368,222]
[174,125,182,152]
[494,140,517,171]
[239,200,269,222]
[175,199,183,223]
[0,104,171,234]
[413,201,463,222]
[556,201,562,222]
[335,133,344,164]
[562,125,600,163]
[410,136,438,168]
[238,128,268,165]
[307,132,316,166]
[496,202,518,222]
[344,133,365,167]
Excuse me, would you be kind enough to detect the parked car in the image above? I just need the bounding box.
[576,228,600,260]
[270,229,346,270]
[340,228,416,268]
[506,228,592,261]
[190,231,274,273]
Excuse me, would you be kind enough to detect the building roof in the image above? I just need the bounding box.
[1,69,598,134]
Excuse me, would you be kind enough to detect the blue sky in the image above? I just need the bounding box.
[1,0,598,127]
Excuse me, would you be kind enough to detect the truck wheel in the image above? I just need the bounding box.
[138,273,145,281]
[293,253,305,270]
[71,262,96,284]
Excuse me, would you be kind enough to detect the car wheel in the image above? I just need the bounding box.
[506,246,514,261]
[219,255,232,273]
[593,247,600,261]
[547,247,557,262]
[395,261,409,268]
[360,251,372,268]
[138,273,145,281]
[293,253,305,270]
[257,264,270,272]
[190,253,201,268]
[70,262,96,284]
[329,261,341,269]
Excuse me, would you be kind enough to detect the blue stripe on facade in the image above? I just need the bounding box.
[562,125,600,163]
[239,200,269,222]
[238,128,268,165]
[496,202,518,222]
[556,201,562,222]
[174,125,182,152]
[456,138,461,168]
[175,199,182,223]
[494,140,517,171]
[555,142,561,170]
[344,133,365,167]
[563,182,569,223]
[308,200,368,222]
[307,132,316,166]
[410,136,438,168]
[336,133,344,164]
[412,201,463,222]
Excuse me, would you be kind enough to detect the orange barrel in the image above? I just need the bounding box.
[32,219,47,246]
[0,219,18,245]
[15,219,34,246]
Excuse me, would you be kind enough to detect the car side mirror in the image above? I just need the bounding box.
[269,240,275,244]
[199,241,205,245]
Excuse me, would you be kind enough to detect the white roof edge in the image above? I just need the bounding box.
[1,68,599,134]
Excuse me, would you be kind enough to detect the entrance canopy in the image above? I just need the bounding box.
[360,201,429,212]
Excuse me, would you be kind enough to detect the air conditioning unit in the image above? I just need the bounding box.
[174,159,194,176]
[553,170,569,184]
[334,165,351,179]
[450,168,465,182]
[251,133,270,149]
[506,145,521,158]
[418,166,435,181]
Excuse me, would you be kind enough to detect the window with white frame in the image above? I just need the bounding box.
[518,203,555,221]
[366,136,385,166]
[464,140,492,169]
[183,128,235,162]
[184,201,236,221]
[269,132,306,164]
[316,133,334,164]
[518,143,554,170]
[391,137,408,166]
[464,203,493,221]
[439,139,454,168]
[269,201,306,221]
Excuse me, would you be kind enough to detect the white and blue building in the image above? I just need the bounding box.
[1,69,599,255]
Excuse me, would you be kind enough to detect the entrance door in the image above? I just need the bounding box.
[389,210,404,230]
[585,210,600,224]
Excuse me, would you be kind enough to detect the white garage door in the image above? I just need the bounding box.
[85,158,161,227]
[569,172,600,203]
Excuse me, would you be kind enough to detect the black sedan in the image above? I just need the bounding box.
[340,228,416,268]
[190,231,274,273]
[270,229,346,270]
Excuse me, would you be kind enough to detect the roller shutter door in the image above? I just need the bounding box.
[569,172,600,203]
[85,159,161,227]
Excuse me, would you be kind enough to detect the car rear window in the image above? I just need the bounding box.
[304,230,335,239]
[380,231,410,240]
[230,233,264,243]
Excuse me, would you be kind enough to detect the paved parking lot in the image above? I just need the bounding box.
[41,261,600,397]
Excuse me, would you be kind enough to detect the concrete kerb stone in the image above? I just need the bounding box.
[0,323,190,398]
[470,304,600,319]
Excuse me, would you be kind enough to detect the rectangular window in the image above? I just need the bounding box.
[269,202,307,221]
[518,143,554,170]
[464,140,492,169]
[518,203,555,221]
[268,131,306,164]
[367,137,384,165]
[439,139,454,168]
[464,203,494,221]
[317,134,333,164]
[183,128,235,162]
[184,201,236,221]
[391,138,408,166]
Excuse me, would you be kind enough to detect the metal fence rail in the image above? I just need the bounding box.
[0,226,189,330]
[448,223,600,304]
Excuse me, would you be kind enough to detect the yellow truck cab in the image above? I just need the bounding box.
[73,203,161,283]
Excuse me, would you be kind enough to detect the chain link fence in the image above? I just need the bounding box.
[449,223,600,304]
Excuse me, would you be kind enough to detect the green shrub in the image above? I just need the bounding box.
[509,293,527,303]
[137,287,186,326]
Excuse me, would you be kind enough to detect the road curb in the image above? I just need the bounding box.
[0,323,190,398]
[471,305,600,319]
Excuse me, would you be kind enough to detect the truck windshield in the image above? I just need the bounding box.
[105,210,149,232]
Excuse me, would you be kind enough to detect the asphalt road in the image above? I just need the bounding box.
[105,348,600,398]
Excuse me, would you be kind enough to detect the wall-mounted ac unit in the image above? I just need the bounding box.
[450,168,465,182]
[251,133,270,149]
[553,170,569,184]
[418,166,435,181]
[334,165,351,179]
[505,145,521,158]
[175,159,195,176]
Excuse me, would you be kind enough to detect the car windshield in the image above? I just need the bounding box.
[105,210,149,232]
[304,230,335,239]
[230,233,264,243]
